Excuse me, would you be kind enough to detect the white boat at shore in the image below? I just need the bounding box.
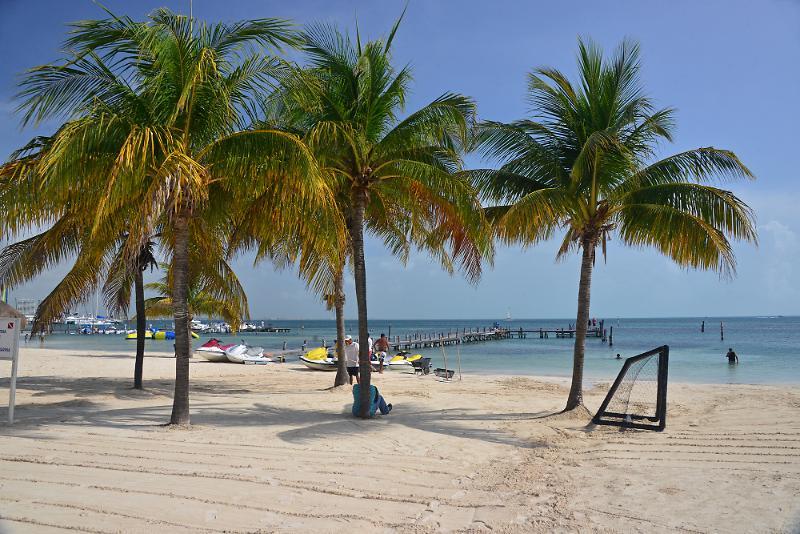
[386,352,423,371]
[300,347,337,371]
[225,343,270,364]
[195,339,234,362]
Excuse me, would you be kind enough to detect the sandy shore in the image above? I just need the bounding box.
[0,347,798,533]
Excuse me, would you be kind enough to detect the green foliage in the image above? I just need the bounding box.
[473,38,756,276]
[273,19,493,285]
[0,8,330,336]
[140,262,248,331]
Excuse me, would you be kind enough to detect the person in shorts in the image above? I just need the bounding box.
[374,333,391,373]
[344,335,360,384]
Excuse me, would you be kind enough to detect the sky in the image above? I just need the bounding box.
[1,0,798,320]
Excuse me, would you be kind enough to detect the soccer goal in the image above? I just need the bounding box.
[593,345,669,431]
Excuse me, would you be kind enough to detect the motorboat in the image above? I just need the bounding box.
[300,347,337,371]
[225,344,270,364]
[190,319,210,332]
[195,338,235,362]
[386,352,423,371]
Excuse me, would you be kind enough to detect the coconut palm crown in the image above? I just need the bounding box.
[271,16,492,415]
[141,262,248,331]
[473,39,757,410]
[8,8,328,425]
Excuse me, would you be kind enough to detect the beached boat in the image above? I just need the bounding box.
[195,338,234,362]
[386,352,423,370]
[300,347,337,371]
[225,344,269,364]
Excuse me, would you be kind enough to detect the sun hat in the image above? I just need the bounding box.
[344,335,352,341]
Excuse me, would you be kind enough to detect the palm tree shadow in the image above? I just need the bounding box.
[274,404,556,449]
[4,375,594,449]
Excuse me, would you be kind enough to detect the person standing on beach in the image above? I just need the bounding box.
[375,333,390,373]
[344,335,360,384]
[726,348,739,364]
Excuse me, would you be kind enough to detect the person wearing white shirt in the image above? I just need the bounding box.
[344,335,360,384]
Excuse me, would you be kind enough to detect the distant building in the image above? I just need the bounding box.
[14,298,40,324]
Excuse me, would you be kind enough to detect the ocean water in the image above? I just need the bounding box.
[27,316,800,385]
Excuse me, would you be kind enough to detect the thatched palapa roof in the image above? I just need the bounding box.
[0,301,28,329]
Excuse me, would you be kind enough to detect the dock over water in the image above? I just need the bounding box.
[389,325,604,351]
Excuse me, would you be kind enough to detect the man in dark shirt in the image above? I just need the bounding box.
[726,348,739,364]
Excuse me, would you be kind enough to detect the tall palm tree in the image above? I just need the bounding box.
[276,18,491,415]
[473,39,757,411]
[11,8,327,425]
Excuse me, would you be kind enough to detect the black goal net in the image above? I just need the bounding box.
[593,345,669,431]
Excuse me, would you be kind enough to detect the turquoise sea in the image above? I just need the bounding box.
[28,316,800,385]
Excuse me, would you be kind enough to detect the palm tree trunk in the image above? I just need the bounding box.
[333,267,348,387]
[133,267,146,390]
[187,312,193,361]
[566,238,595,411]
[349,187,372,417]
[170,212,191,425]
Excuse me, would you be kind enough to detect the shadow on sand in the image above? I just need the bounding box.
[1,374,580,448]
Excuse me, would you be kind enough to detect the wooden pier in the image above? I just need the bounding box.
[388,325,604,351]
[506,327,603,339]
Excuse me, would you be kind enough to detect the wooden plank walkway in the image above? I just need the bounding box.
[388,325,604,351]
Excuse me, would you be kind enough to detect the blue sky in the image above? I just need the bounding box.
[1,0,798,319]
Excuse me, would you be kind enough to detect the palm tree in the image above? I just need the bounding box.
[325,267,349,386]
[276,17,491,415]
[11,8,327,425]
[141,262,248,332]
[0,225,157,391]
[473,39,757,411]
[102,239,158,390]
[0,135,158,390]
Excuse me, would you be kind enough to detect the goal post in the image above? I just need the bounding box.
[593,345,669,431]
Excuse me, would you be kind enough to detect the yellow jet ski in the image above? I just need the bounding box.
[300,346,337,371]
[386,352,422,370]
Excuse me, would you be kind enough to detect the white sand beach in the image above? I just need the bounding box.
[1,348,798,533]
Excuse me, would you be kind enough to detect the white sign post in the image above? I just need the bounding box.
[0,317,21,424]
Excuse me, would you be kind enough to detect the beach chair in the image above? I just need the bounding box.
[412,358,431,375]
[434,368,455,379]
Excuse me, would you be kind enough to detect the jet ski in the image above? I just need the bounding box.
[386,351,423,370]
[225,343,271,364]
[300,347,337,371]
[195,338,235,362]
